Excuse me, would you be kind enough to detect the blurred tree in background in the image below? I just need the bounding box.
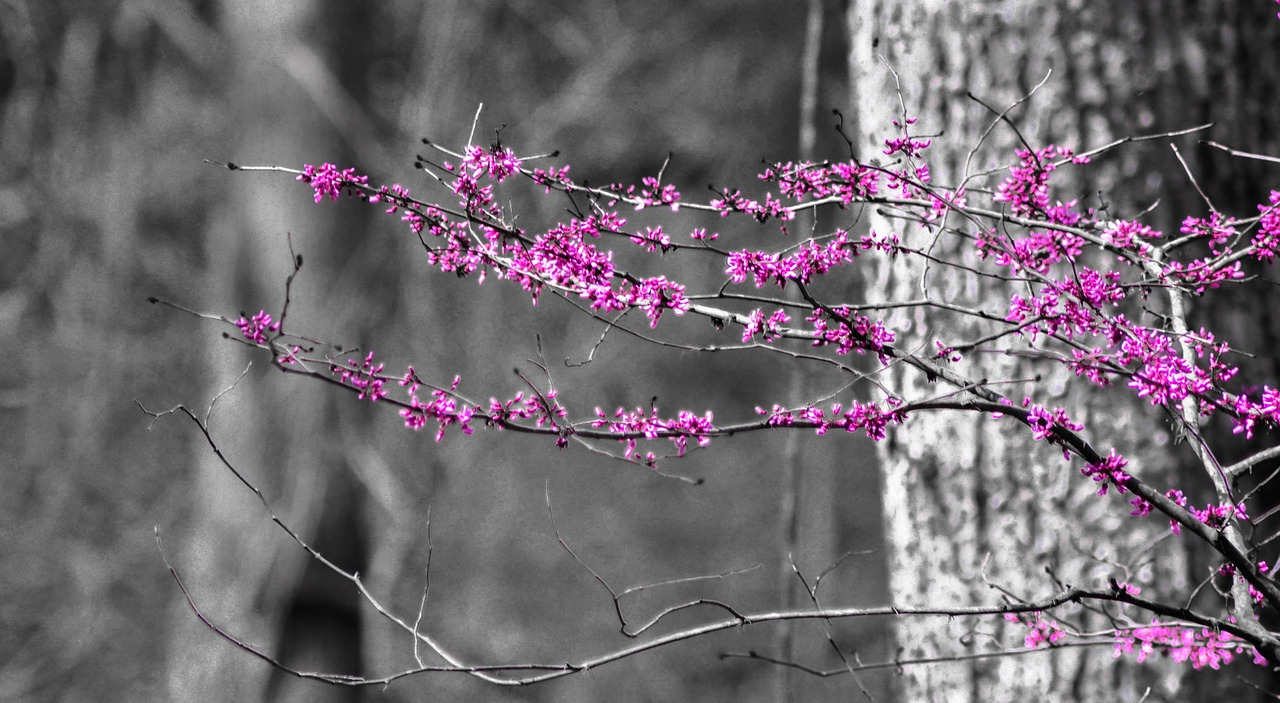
[5,1,881,701]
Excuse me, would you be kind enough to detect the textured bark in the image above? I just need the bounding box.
[838,2,1259,700]
[847,1,1280,699]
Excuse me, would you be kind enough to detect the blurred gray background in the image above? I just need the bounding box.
[2,2,888,701]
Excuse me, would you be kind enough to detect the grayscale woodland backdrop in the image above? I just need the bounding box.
[5,2,1280,701]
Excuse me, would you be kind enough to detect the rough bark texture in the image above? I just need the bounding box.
[847,1,1280,699]
[842,2,1236,700]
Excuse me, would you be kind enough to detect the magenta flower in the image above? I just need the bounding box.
[297,163,368,202]
[806,307,895,364]
[1004,612,1066,649]
[625,276,689,328]
[1253,190,1280,262]
[1080,449,1131,495]
[993,145,1088,224]
[330,351,388,402]
[462,144,522,182]
[742,308,791,343]
[1114,621,1262,670]
[531,164,571,192]
[636,176,681,211]
[235,310,280,344]
[592,405,715,458]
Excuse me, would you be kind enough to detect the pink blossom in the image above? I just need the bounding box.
[625,276,689,328]
[297,163,368,202]
[1103,219,1160,251]
[636,176,681,211]
[993,145,1088,224]
[742,308,791,343]
[1114,621,1261,670]
[330,351,388,402]
[1180,213,1235,256]
[400,375,480,440]
[531,164,571,192]
[593,406,715,458]
[806,307,895,364]
[630,226,672,253]
[462,144,522,182]
[1080,449,1131,495]
[235,310,280,344]
[755,398,906,441]
[1254,190,1280,262]
[1004,612,1066,649]
[710,188,795,223]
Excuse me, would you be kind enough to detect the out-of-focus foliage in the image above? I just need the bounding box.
[4,1,886,701]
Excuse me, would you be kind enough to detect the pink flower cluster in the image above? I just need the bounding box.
[992,145,1089,225]
[330,351,388,402]
[235,310,280,344]
[1131,489,1249,536]
[806,307,895,364]
[530,164,571,192]
[1103,219,1160,252]
[1024,400,1084,441]
[297,163,368,203]
[760,161,832,200]
[1114,622,1265,670]
[367,183,427,234]
[1003,612,1066,649]
[759,159,882,206]
[1079,449,1132,495]
[1001,259,1243,421]
[400,374,475,440]
[932,340,962,362]
[624,276,690,328]
[1179,214,1235,256]
[446,162,496,215]
[922,188,966,224]
[461,144,522,182]
[630,226,672,253]
[591,407,715,461]
[741,308,791,343]
[977,226,1086,274]
[594,177,682,212]
[755,397,906,441]
[630,175,681,211]
[883,133,932,160]
[484,389,568,431]
[711,189,795,223]
[1160,257,1245,294]
[297,154,696,337]
[516,216,618,300]
[1229,385,1280,439]
[1003,270,1123,340]
[725,232,856,287]
[881,117,933,184]
[1254,190,1280,262]
[396,367,568,443]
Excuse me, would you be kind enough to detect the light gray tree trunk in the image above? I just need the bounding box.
[843,3,1211,700]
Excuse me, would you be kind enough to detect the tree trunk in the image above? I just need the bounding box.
[839,2,1280,699]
